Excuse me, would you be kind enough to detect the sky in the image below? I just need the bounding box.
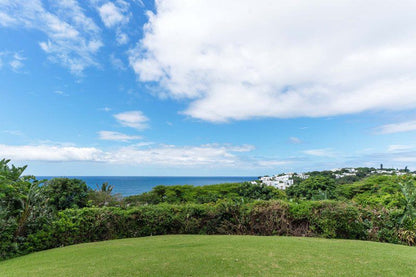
[1,0,416,176]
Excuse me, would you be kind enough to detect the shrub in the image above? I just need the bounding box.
[43,178,89,211]
[7,199,410,261]
[124,182,285,205]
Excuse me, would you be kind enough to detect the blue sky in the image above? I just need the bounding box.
[1,0,416,176]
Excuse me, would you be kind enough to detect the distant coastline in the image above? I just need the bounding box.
[37,176,257,196]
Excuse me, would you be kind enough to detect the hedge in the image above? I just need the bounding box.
[1,200,412,260]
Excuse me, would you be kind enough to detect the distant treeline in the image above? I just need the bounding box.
[124,182,285,205]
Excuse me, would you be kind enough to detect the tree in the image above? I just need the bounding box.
[88,182,121,207]
[0,159,48,259]
[286,176,336,200]
[43,178,89,210]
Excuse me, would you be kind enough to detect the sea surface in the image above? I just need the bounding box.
[37,176,257,196]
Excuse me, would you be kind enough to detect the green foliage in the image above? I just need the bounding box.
[88,182,121,207]
[335,175,360,185]
[124,182,285,205]
[43,178,89,211]
[286,176,336,200]
[0,159,49,260]
[399,177,416,227]
[9,200,409,258]
[334,175,407,208]
[2,159,416,262]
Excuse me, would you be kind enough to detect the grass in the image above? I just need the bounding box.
[1,235,416,276]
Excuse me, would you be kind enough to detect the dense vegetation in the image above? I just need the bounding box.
[1,158,416,261]
[2,235,416,276]
[124,182,285,205]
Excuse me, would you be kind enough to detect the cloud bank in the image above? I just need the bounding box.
[0,143,286,168]
[130,0,416,122]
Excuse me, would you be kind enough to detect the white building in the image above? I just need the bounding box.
[260,173,297,190]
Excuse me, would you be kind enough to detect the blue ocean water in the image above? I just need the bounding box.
[37,176,257,196]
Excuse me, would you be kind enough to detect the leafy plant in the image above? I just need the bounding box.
[43,178,89,211]
[399,178,416,226]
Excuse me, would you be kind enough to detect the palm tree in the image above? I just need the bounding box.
[97,182,114,193]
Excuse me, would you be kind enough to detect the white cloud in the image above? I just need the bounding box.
[3,130,24,136]
[256,160,291,168]
[116,31,129,45]
[98,131,142,142]
[0,144,104,162]
[107,144,253,166]
[95,1,130,45]
[303,148,335,157]
[129,0,416,122]
[0,0,102,75]
[53,90,68,96]
[132,142,154,147]
[99,107,112,112]
[392,156,416,163]
[9,60,23,71]
[132,0,145,8]
[110,53,126,70]
[97,1,129,28]
[0,10,16,26]
[0,51,25,72]
[114,110,149,130]
[7,142,416,171]
[289,137,302,144]
[387,144,413,152]
[376,120,416,134]
[0,143,275,168]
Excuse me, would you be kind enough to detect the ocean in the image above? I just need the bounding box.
[37,176,257,196]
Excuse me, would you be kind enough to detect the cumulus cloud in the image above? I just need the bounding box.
[116,31,129,45]
[98,131,142,142]
[7,142,416,170]
[376,120,416,134]
[107,144,253,166]
[96,0,130,45]
[114,110,149,130]
[129,0,416,122]
[0,143,282,168]
[0,0,102,74]
[97,2,128,28]
[0,144,104,162]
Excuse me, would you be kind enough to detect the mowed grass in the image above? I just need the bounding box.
[1,235,416,276]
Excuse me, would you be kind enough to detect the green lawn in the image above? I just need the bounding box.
[1,235,416,276]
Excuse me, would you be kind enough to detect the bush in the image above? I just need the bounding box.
[287,176,336,200]
[124,182,286,205]
[43,178,89,211]
[8,199,412,261]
